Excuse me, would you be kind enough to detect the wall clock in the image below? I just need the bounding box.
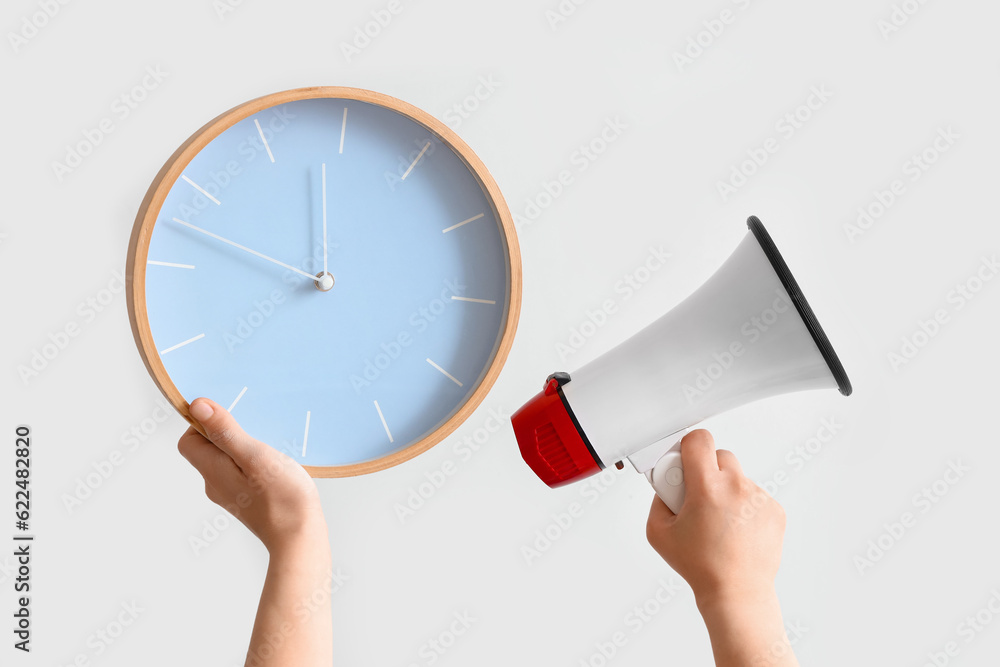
[126,87,520,477]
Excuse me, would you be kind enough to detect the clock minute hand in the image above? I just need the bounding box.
[321,163,329,275]
[171,217,319,282]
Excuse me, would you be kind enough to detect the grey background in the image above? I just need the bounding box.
[2,0,999,664]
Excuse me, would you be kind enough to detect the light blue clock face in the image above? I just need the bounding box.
[143,96,511,466]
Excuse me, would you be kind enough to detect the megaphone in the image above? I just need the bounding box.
[512,216,852,513]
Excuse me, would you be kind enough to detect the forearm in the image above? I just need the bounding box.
[245,523,333,667]
[696,587,799,667]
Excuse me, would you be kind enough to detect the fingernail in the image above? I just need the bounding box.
[190,401,213,422]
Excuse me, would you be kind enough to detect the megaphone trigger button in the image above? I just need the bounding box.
[666,467,684,487]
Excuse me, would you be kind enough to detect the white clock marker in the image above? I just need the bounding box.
[426,358,463,387]
[400,141,431,180]
[302,410,311,457]
[374,400,393,443]
[442,213,484,234]
[147,260,195,269]
[159,333,205,355]
[339,107,347,154]
[171,217,320,282]
[227,386,248,412]
[254,118,275,163]
[180,175,221,205]
[451,296,496,305]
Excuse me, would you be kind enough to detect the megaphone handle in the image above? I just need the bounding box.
[644,437,686,514]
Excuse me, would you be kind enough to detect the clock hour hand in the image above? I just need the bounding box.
[171,217,320,283]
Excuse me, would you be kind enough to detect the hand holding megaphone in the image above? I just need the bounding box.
[512,217,851,506]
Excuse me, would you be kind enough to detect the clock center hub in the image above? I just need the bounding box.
[315,271,335,292]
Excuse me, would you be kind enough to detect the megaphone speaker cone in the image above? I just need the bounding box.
[512,216,853,489]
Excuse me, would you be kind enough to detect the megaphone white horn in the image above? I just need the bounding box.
[512,216,852,512]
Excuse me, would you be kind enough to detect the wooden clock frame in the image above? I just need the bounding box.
[126,87,522,478]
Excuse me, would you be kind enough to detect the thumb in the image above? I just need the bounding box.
[188,397,261,473]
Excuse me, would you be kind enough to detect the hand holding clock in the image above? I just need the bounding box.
[177,398,333,666]
[139,89,514,664]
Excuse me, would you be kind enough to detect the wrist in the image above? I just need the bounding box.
[266,515,330,561]
[695,581,779,619]
[695,584,798,666]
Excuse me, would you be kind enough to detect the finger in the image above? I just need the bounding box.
[178,429,246,493]
[679,429,719,493]
[188,397,262,474]
[646,494,676,547]
[716,448,744,476]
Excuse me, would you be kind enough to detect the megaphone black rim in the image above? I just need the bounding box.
[747,216,853,397]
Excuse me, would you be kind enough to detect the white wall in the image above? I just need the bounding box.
[3,0,999,665]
